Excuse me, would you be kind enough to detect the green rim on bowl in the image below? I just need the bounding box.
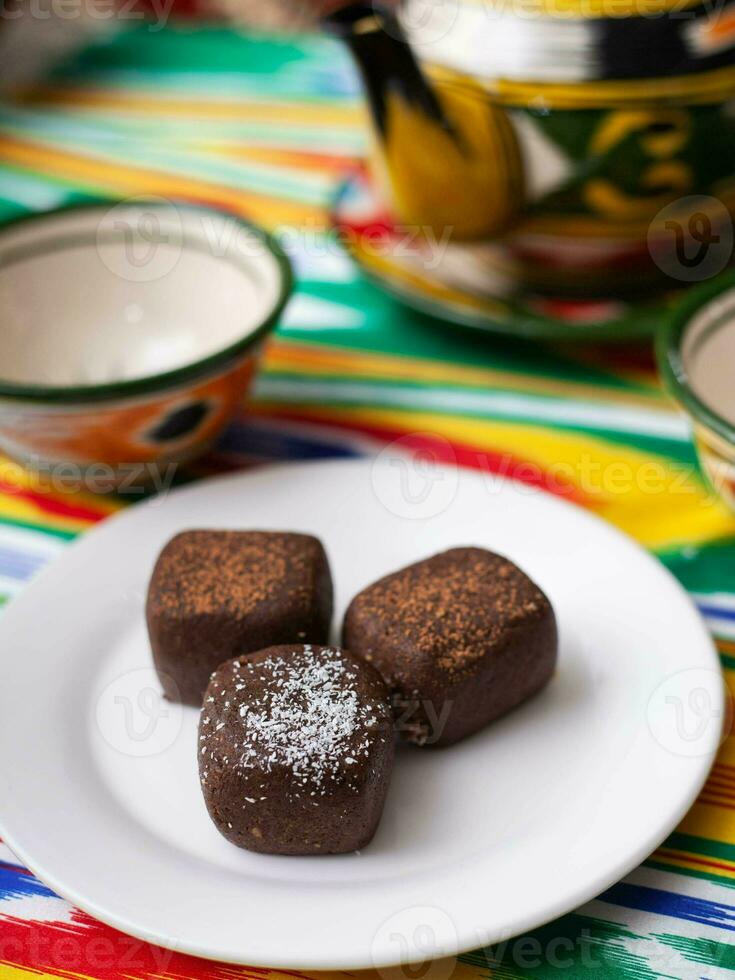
[0,201,293,404]
[656,269,735,448]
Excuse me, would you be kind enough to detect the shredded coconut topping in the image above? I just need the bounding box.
[237,646,373,788]
[199,646,385,798]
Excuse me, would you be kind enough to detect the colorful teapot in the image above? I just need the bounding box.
[325,0,735,296]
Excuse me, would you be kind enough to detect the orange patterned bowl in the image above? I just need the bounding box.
[0,200,292,492]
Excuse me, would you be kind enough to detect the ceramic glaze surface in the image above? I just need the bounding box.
[683,289,735,427]
[0,204,291,482]
[0,204,283,387]
[329,0,735,304]
[658,275,735,515]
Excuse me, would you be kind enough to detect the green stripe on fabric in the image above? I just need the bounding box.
[288,279,660,397]
[659,538,735,595]
[0,173,66,209]
[460,913,658,979]
[0,198,35,223]
[49,24,353,85]
[665,832,735,863]
[653,932,735,970]
[0,515,77,542]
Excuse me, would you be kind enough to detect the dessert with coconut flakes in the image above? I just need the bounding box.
[146,530,333,706]
[198,644,394,855]
[343,547,557,747]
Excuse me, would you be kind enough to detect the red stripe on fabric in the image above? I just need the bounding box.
[656,849,735,873]
[0,911,314,980]
[0,479,108,525]
[703,779,735,800]
[697,797,735,812]
[251,409,590,505]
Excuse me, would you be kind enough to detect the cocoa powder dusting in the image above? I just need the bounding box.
[152,530,315,618]
[353,548,548,675]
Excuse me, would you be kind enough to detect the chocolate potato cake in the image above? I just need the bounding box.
[343,547,557,747]
[147,530,333,705]
[198,645,394,855]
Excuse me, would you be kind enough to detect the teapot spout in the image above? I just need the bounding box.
[325,4,524,241]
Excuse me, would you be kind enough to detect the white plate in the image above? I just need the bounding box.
[0,460,723,970]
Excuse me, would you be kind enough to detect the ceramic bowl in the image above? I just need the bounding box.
[0,201,292,490]
[658,271,735,514]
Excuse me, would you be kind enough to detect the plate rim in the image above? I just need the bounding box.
[0,459,723,970]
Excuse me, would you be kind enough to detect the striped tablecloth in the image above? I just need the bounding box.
[2,23,735,980]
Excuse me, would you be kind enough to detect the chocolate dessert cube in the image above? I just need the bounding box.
[147,530,333,705]
[198,645,394,855]
[343,547,557,747]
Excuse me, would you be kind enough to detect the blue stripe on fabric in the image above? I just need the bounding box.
[0,863,56,902]
[217,423,361,461]
[0,546,48,581]
[697,604,735,623]
[600,883,735,931]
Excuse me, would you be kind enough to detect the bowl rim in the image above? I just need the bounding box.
[0,200,293,404]
[656,269,735,447]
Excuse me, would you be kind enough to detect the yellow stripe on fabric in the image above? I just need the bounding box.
[19,88,366,128]
[265,340,666,408]
[199,145,362,169]
[0,493,91,536]
[676,804,735,850]
[0,964,96,980]
[255,402,733,550]
[650,851,735,881]
[709,741,735,773]
[0,457,120,533]
[667,667,735,849]
[307,962,482,980]
[0,959,478,980]
[0,137,325,230]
